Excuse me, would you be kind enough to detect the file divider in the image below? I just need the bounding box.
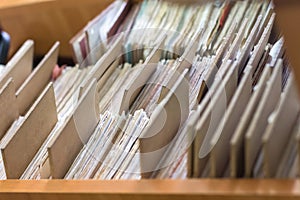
[96,58,120,93]
[245,60,283,177]
[262,75,300,177]
[230,65,271,178]
[139,69,189,178]
[118,34,166,114]
[210,68,252,177]
[48,79,99,179]
[79,33,124,99]
[0,78,19,140]
[0,40,34,90]
[188,59,231,177]
[1,83,57,179]
[192,60,238,177]
[16,42,59,115]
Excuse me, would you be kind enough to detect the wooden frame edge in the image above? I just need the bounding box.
[0,179,299,199]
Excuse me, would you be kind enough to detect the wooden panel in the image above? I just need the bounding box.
[275,0,300,93]
[0,0,52,9]
[0,180,299,200]
[0,0,114,58]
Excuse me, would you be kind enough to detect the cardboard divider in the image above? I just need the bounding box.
[0,78,19,140]
[79,33,124,98]
[16,42,59,115]
[187,59,233,177]
[1,83,57,179]
[192,61,238,177]
[48,79,99,179]
[230,65,271,178]
[245,60,283,177]
[96,57,120,93]
[263,75,300,177]
[139,69,189,178]
[118,34,167,114]
[0,40,34,90]
[210,69,252,177]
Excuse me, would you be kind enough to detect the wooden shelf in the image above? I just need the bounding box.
[0,179,299,200]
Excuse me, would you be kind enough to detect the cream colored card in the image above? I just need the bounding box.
[210,68,252,177]
[139,69,189,178]
[230,65,271,178]
[262,75,300,177]
[245,60,282,177]
[276,116,300,178]
[192,61,238,177]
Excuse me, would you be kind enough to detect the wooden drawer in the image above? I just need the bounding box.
[0,1,300,200]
